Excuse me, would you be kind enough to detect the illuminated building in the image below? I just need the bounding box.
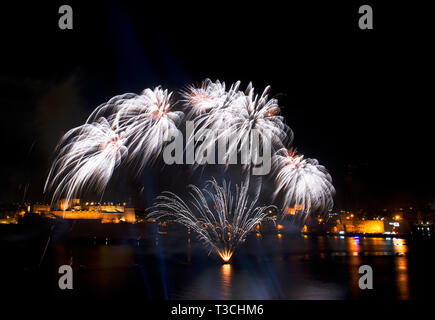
[31,204,51,214]
[31,199,136,223]
[285,207,296,215]
[57,198,81,211]
[343,220,384,234]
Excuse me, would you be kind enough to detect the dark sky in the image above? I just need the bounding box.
[0,1,433,210]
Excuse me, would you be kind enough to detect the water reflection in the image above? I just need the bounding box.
[393,238,407,255]
[187,235,192,263]
[393,238,409,299]
[349,236,360,256]
[347,237,362,298]
[220,264,232,299]
[395,257,410,299]
[43,233,416,300]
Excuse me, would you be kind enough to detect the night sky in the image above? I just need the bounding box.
[0,1,433,210]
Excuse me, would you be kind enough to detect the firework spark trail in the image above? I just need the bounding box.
[85,93,139,124]
[181,79,229,118]
[148,178,275,262]
[272,148,335,219]
[44,117,127,206]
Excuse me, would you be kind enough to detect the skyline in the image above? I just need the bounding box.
[0,1,433,210]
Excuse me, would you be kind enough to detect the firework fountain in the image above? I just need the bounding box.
[148,178,275,263]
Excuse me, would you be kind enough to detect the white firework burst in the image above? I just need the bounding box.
[88,87,184,172]
[272,148,335,218]
[228,83,288,147]
[192,82,291,171]
[116,87,184,170]
[44,117,127,206]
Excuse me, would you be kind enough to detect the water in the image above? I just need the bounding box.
[2,221,433,300]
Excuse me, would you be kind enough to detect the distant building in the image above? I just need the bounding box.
[342,220,384,234]
[31,199,136,223]
[56,199,80,211]
[31,204,51,214]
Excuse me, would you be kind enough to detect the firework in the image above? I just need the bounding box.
[45,87,184,205]
[187,81,291,172]
[44,117,127,206]
[116,87,184,170]
[272,148,335,219]
[45,80,334,228]
[88,87,184,171]
[148,178,275,263]
[227,83,289,148]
